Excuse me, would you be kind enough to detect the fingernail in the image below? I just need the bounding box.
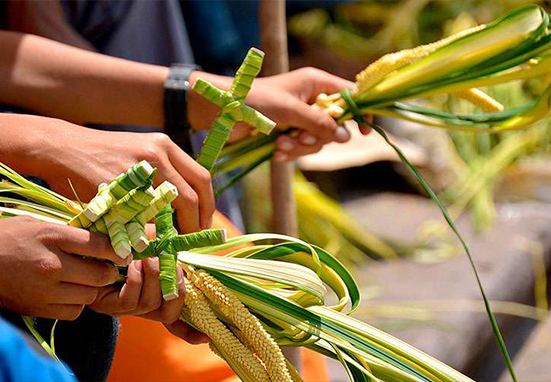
[274,152,288,162]
[123,255,133,267]
[360,126,371,135]
[334,126,350,142]
[301,135,317,145]
[134,260,142,272]
[278,140,294,151]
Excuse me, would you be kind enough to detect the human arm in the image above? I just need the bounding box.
[0,113,214,232]
[0,31,168,127]
[0,31,369,160]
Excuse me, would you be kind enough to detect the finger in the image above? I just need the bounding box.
[359,125,372,135]
[55,226,130,266]
[335,125,351,142]
[135,257,162,315]
[158,266,185,323]
[276,135,296,153]
[114,260,143,313]
[90,260,143,314]
[359,115,373,135]
[283,100,339,141]
[164,320,210,344]
[276,134,330,152]
[92,285,119,305]
[144,223,156,240]
[139,266,184,323]
[157,163,200,233]
[166,142,214,230]
[53,283,99,305]
[298,132,318,146]
[59,253,119,287]
[229,124,254,143]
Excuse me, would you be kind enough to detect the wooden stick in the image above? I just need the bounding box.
[259,0,298,238]
[259,0,301,370]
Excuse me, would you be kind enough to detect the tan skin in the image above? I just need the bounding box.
[0,114,209,343]
[0,31,370,161]
[0,32,370,344]
[1,114,214,233]
[0,216,128,320]
[0,217,208,344]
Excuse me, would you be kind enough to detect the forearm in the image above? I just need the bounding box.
[0,113,83,178]
[0,31,168,127]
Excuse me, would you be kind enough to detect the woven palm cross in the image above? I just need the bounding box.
[193,48,276,171]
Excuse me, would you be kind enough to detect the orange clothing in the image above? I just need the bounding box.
[107,211,329,382]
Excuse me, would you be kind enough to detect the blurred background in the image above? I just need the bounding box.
[7,0,551,380]
[240,1,551,381]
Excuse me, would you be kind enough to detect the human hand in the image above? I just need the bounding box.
[11,115,214,233]
[0,216,128,320]
[246,67,372,161]
[90,257,209,344]
[188,67,371,162]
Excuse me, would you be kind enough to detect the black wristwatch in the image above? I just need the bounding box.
[164,63,202,154]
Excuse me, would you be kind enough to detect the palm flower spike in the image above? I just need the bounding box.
[1,38,529,379]
[314,5,551,134]
[193,47,276,171]
[196,7,551,380]
[1,158,480,381]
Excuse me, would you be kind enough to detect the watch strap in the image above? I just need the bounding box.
[164,64,201,154]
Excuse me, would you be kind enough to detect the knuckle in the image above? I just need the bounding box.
[152,132,171,146]
[17,215,38,226]
[197,167,212,186]
[301,66,320,77]
[141,134,170,164]
[180,189,199,207]
[142,146,162,166]
[36,256,62,277]
[35,223,62,245]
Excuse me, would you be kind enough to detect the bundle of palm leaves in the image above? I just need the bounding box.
[196,7,551,380]
[0,160,474,382]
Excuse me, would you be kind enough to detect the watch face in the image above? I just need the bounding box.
[165,78,189,90]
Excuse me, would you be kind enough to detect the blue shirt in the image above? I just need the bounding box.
[0,318,75,382]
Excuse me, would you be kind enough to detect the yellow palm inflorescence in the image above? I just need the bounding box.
[355,24,487,93]
[455,88,505,112]
[182,277,270,381]
[183,269,295,382]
